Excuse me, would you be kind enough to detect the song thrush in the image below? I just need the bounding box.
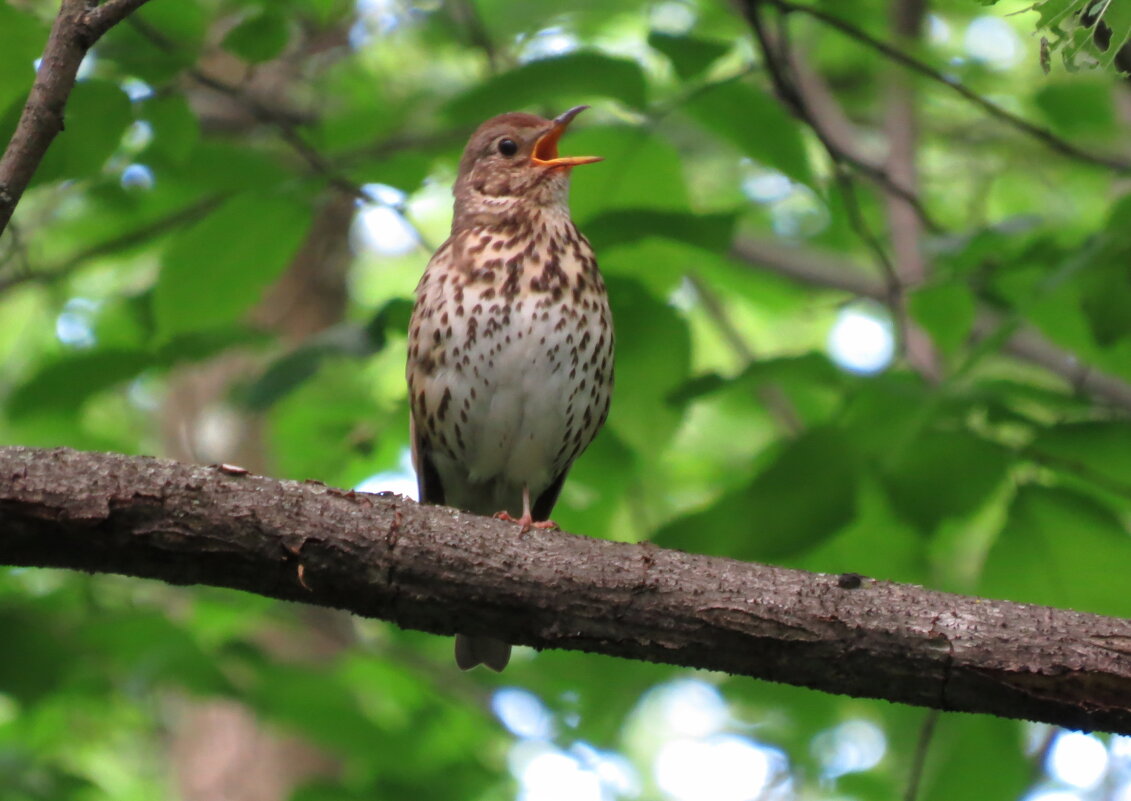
[406,106,614,672]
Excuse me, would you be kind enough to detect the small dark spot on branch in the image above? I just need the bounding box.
[837,572,865,589]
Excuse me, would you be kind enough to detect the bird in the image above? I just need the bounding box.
[405,106,614,672]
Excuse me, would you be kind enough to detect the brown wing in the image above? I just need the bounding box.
[531,468,569,522]
[407,238,456,508]
[410,415,445,506]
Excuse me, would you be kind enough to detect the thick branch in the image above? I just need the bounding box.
[2,446,1131,733]
[0,0,155,235]
[730,236,1131,412]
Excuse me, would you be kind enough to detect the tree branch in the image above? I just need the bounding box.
[881,0,942,383]
[764,0,1131,173]
[3,446,1131,734]
[0,194,225,295]
[730,236,1131,412]
[0,0,156,235]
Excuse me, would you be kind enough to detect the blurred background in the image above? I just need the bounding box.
[2,0,1131,798]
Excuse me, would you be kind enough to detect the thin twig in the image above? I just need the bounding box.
[0,0,157,235]
[128,16,378,205]
[743,2,903,303]
[0,195,226,295]
[729,235,1131,413]
[768,0,1131,173]
[446,0,502,73]
[905,709,939,801]
[742,3,942,234]
[882,0,941,382]
[688,274,804,435]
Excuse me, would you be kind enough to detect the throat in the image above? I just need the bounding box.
[457,210,594,301]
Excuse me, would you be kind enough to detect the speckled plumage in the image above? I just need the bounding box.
[406,108,614,671]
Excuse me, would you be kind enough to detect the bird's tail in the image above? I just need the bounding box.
[454,634,511,672]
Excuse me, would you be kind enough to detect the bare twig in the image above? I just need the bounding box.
[83,0,156,35]
[127,15,433,209]
[446,0,502,73]
[767,0,1131,173]
[882,0,941,382]
[0,0,158,235]
[0,195,226,295]
[743,2,904,303]
[185,66,376,203]
[688,274,804,435]
[743,4,943,235]
[729,235,1131,412]
[905,709,940,801]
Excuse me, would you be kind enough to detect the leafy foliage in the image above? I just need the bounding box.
[2,0,1131,799]
[1028,0,1131,73]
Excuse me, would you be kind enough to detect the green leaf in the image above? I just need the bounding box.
[667,354,844,436]
[1034,79,1117,138]
[362,297,415,349]
[880,430,1009,535]
[444,52,648,123]
[243,299,413,411]
[0,5,46,111]
[916,716,1028,801]
[682,78,812,186]
[155,327,270,365]
[222,8,291,63]
[97,1,207,84]
[1080,263,1131,347]
[795,475,928,585]
[247,662,380,756]
[566,127,688,222]
[347,151,433,194]
[1031,420,1131,488]
[1079,196,1131,347]
[174,141,290,193]
[81,611,231,694]
[583,209,737,252]
[33,80,131,185]
[981,485,1131,616]
[556,427,635,540]
[604,276,691,458]
[655,427,859,560]
[647,31,730,80]
[7,350,153,419]
[154,193,311,340]
[1029,0,1131,73]
[600,238,708,296]
[669,354,842,405]
[142,94,200,164]
[908,282,976,357]
[267,356,387,484]
[0,610,80,703]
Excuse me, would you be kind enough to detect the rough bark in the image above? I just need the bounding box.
[2,446,1131,734]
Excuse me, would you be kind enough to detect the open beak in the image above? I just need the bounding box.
[531,106,603,168]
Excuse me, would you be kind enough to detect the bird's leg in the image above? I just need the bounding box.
[494,486,558,533]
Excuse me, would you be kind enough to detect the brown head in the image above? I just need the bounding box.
[452,106,601,228]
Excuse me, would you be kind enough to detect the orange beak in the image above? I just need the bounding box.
[531,106,603,168]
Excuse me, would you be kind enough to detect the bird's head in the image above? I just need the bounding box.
[453,106,601,226]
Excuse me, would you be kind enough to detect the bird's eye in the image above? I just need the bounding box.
[497,138,518,157]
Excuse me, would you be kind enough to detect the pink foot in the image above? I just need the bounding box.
[493,511,558,533]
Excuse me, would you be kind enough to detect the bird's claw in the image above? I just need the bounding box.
[494,511,558,534]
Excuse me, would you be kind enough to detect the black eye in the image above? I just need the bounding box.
[497,138,518,157]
